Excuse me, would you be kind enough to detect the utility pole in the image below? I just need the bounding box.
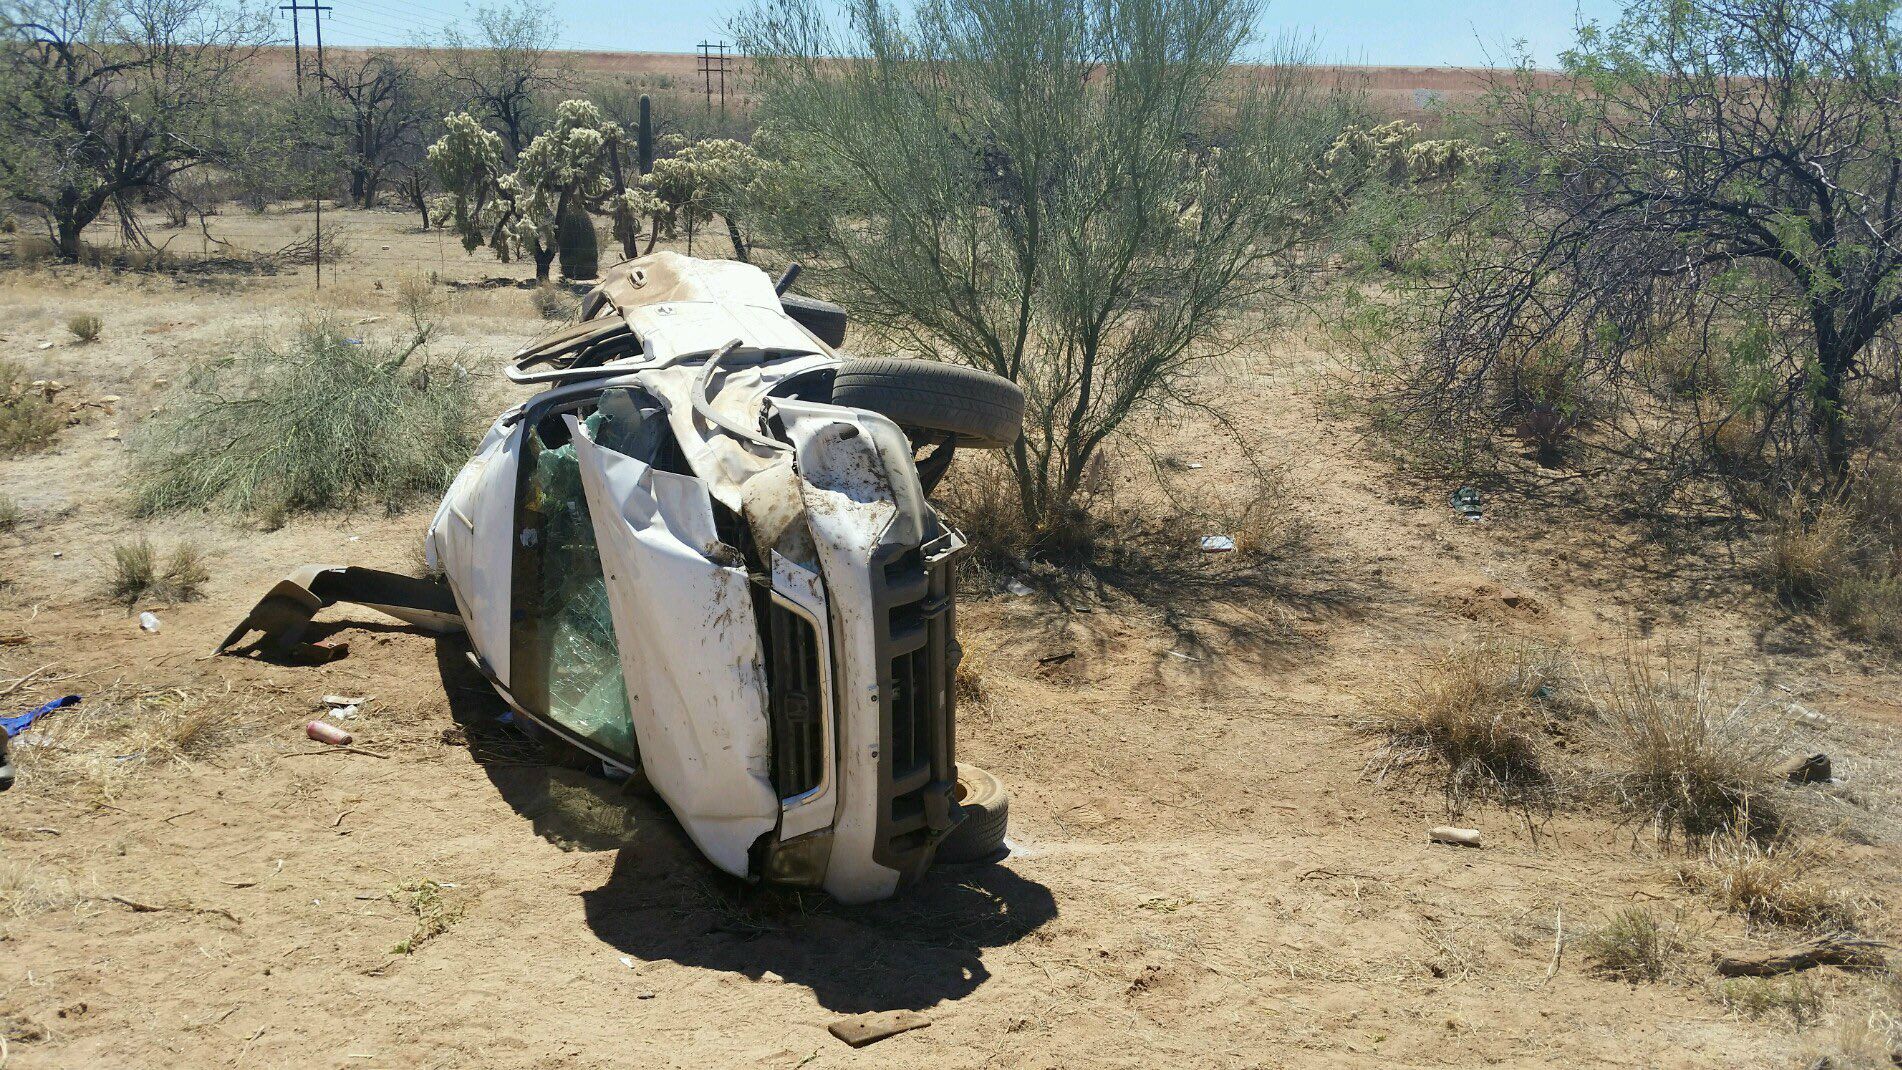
[697,41,730,117]
[280,1,332,95]
[281,0,332,289]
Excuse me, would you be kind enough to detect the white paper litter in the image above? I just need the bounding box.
[138,611,160,632]
[1199,535,1235,553]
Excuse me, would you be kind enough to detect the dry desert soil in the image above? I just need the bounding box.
[1,205,1898,1069]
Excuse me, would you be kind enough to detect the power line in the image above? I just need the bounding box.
[697,40,731,117]
[280,0,334,93]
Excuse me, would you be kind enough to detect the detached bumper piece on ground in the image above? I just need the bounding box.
[221,253,1025,903]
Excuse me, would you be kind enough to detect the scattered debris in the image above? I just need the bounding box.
[1715,935,1889,977]
[1428,826,1483,848]
[1789,704,1828,727]
[1005,577,1033,597]
[306,720,353,746]
[320,694,369,709]
[3,694,80,737]
[138,611,161,632]
[1037,650,1077,666]
[1199,534,1235,553]
[1449,486,1483,521]
[1186,462,1204,469]
[828,1010,930,1048]
[1773,753,1832,784]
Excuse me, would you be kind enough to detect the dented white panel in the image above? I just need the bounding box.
[567,417,778,878]
[427,413,521,686]
[774,399,907,904]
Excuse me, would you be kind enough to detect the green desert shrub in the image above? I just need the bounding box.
[131,320,475,518]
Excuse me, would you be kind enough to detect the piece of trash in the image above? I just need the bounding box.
[347,535,360,543]
[1037,650,1077,666]
[51,550,62,558]
[305,720,353,746]
[760,970,784,984]
[619,956,635,969]
[36,340,53,350]
[1199,535,1235,553]
[1449,487,1483,521]
[829,1009,930,1048]
[103,428,120,441]
[1774,753,1832,784]
[138,611,161,632]
[1004,578,1033,597]
[1790,704,1828,726]
[320,695,369,709]
[1429,826,1483,848]
[1164,650,1202,662]
[1186,462,1204,470]
[328,705,360,721]
[3,695,81,737]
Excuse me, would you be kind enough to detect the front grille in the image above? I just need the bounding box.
[871,532,962,877]
[765,602,824,799]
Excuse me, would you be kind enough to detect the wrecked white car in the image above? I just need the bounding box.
[220,253,1023,904]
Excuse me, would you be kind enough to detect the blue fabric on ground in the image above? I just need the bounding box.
[2,695,81,737]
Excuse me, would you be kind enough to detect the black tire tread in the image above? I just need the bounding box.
[938,763,1010,863]
[831,359,1024,450]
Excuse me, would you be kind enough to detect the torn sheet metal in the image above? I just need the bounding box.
[568,415,778,877]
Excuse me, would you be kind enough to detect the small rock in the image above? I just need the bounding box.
[760,971,784,984]
[103,428,120,441]
[99,394,121,404]
[36,340,54,350]
[1428,826,1482,848]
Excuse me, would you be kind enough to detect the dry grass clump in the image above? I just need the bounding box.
[1762,482,1902,648]
[65,313,102,343]
[1719,975,1826,1027]
[1366,639,1570,810]
[0,358,64,454]
[0,860,76,920]
[105,538,209,605]
[1579,907,1684,982]
[130,319,476,520]
[529,283,573,320]
[1591,653,1782,842]
[8,687,236,802]
[1678,830,1864,933]
[1823,972,1902,1070]
[0,493,20,531]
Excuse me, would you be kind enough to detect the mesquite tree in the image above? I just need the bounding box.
[1429,0,1902,483]
[320,53,435,210]
[741,0,1333,544]
[0,0,270,259]
[440,0,567,157]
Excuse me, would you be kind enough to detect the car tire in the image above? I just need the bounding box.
[831,358,1025,450]
[938,763,1009,863]
[780,293,848,348]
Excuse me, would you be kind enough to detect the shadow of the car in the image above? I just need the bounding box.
[433,634,1058,1011]
[581,849,1056,1012]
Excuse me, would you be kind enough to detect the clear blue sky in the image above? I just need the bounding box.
[316,0,1623,68]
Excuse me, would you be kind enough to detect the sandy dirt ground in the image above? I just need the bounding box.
[1,207,1898,1069]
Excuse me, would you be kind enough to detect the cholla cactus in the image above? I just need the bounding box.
[1321,120,1489,189]
[428,100,637,280]
[650,137,765,258]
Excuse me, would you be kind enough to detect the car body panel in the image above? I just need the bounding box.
[569,415,780,876]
